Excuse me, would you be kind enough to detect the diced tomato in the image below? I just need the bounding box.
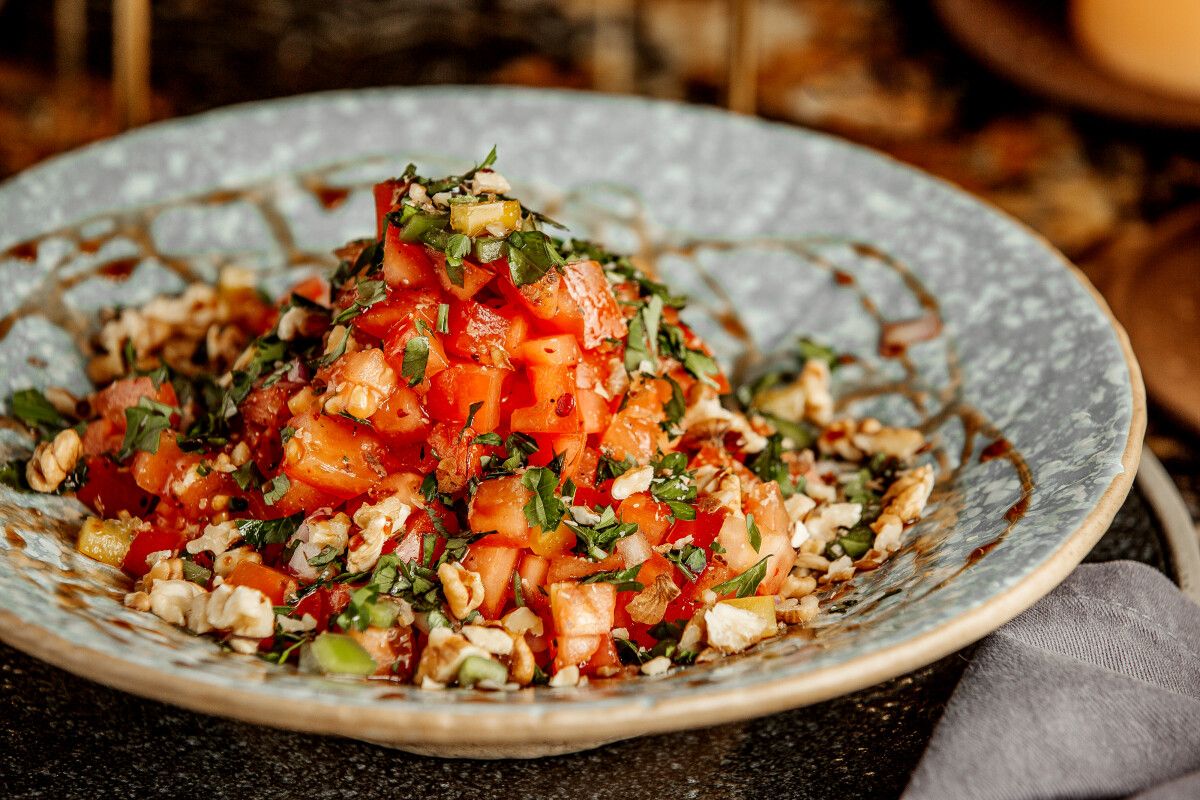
[546,552,622,584]
[80,418,123,457]
[510,365,580,434]
[75,456,156,518]
[551,260,628,349]
[576,388,611,435]
[382,230,436,289]
[581,634,622,677]
[469,475,533,548]
[121,529,184,577]
[571,485,613,511]
[355,286,442,339]
[517,335,581,366]
[498,268,562,321]
[573,448,601,489]
[518,553,550,589]
[550,582,616,637]
[293,588,332,631]
[245,474,338,519]
[716,486,797,596]
[556,634,604,671]
[383,321,451,385]
[226,560,298,605]
[130,432,187,497]
[347,625,416,681]
[600,410,665,464]
[93,377,178,429]
[426,364,508,432]
[373,178,408,239]
[174,465,238,518]
[666,508,728,550]
[617,493,673,546]
[281,413,393,498]
[447,299,527,366]
[371,384,431,444]
[528,433,586,481]
[289,275,330,306]
[529,521,576,559]
[426,421,485,495]
[462,545,520,619]
[430,251,495,301]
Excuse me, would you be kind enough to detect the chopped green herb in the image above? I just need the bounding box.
[665,544,707,582]
[462,401,483,433]
[236,513,304,548]
[832,524,874,560]
[747,513,762,553]
[745,433,798,498]
[506,230,565,287]
[117,397,177,460]
[566,504,638,561]
[10,388,69,435]
[579,564,644,593]
[231,460,263,491]
[711,556,771,598]
[596,453,635,482]
[307,545,341,568]
[262,473,290,506]
[522,467,566,532]
[401,336,430,386]
[332,279,387,326]
[512,571,525,607]
[797,337,839,370]
[472,432,504,447]
[0,460,27,490]
[435,303,450,334]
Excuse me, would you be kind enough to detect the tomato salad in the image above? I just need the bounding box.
[7,152,936,688]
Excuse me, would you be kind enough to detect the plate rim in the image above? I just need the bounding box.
[0,86,1146,749]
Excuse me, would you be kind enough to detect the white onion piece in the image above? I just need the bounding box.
[615,531,651,567]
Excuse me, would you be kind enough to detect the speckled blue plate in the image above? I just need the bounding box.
[0,88,1143,758]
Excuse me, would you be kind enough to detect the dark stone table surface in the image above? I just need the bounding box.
[0,485,1168,800]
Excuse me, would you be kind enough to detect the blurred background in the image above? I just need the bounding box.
[0,0,1197,506]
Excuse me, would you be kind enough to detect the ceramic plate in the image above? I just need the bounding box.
[0,88,1143,758]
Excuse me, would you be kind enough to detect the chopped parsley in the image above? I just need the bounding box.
[235,513,303,548]
[262,473,290,506]
[579,564,644,592]
[710,556,771,598]
[117,397,178,460]
[401,336,430,386]
[522,466,567,532]
[665,543,707,582]
[9,388,69,436]
[566,505,637,561]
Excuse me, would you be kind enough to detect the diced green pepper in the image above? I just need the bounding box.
[181,560,212,586]
[835,525,874,559]
[472,236,507,264]
[367,597,402,629]
[399,210,448,243]
[300,633,376,677]
[457,655,508,688]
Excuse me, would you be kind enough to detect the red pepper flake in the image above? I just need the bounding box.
[555,393,576,417]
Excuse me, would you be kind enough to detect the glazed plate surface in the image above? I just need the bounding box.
[0,88,1143,758]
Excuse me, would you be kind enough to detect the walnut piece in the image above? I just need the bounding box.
[26,428,83,493]
[438,561,485,620]
[625,574,681,625]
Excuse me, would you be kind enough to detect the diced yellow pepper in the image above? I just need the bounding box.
[76,517,135,568]
[450,200,521,237]
[719,596,777,637]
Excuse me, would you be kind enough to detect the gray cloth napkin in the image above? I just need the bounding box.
[903,560,1200,800]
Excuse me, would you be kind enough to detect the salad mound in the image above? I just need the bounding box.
[8,152,935,688]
